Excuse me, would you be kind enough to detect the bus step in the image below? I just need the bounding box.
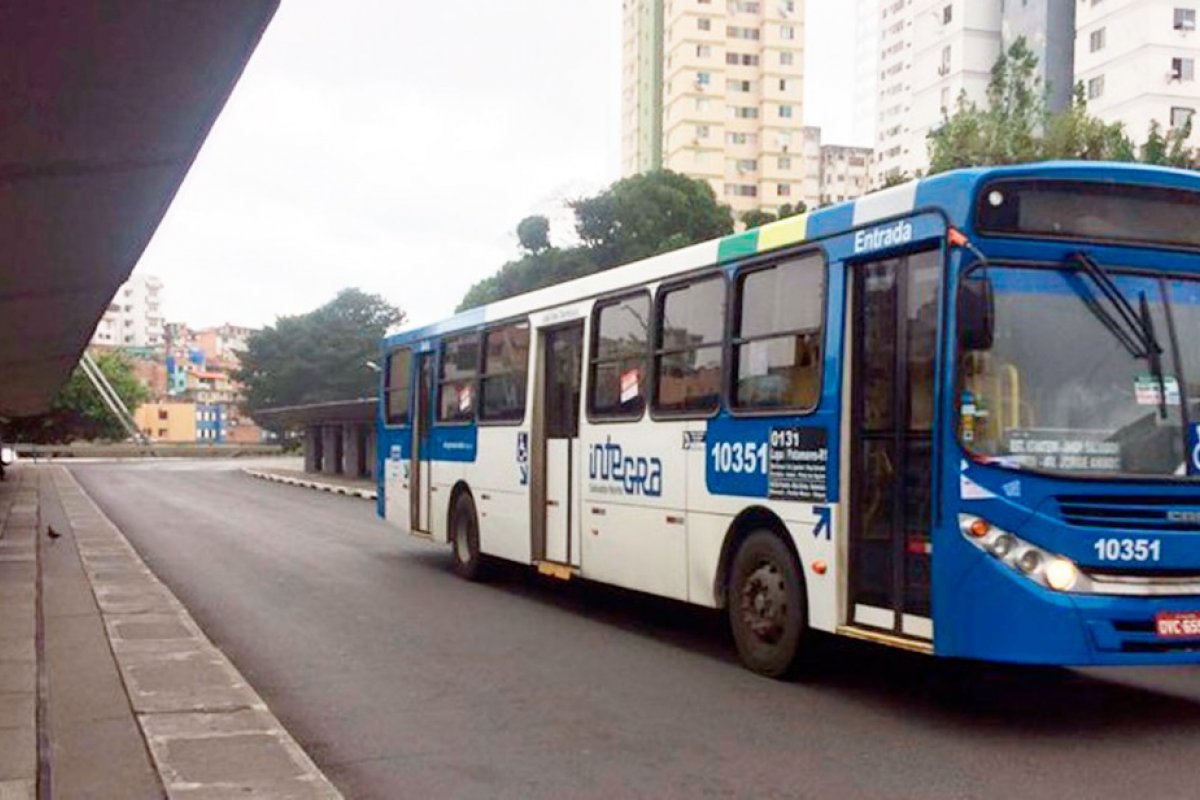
[836,625,934,655]
[536,561,576,581]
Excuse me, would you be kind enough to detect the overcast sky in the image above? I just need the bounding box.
[135,0,858,330]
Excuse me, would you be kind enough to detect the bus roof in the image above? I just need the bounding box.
[386,160,1200,347]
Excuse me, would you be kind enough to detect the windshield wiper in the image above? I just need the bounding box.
[1065,253,1169,418]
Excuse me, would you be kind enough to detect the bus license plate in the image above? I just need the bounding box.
[1155,611,1200,639]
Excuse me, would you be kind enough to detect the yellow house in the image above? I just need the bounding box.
[133,402,197,443]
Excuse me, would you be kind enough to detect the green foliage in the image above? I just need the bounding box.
[882,171,913,188]
[739,202,808,230]
[459,171,734,310]
[572,170,734,268]
[3,351,150,443]
[516,215,551,253]
[928,37,1199,173]
[236,288,405,411]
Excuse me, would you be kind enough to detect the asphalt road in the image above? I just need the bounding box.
[72,461,1200,800]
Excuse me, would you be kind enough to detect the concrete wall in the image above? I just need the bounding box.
[304,422,376,480]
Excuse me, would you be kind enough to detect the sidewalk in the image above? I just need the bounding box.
[0,465,343,799]
[243,467,376,501]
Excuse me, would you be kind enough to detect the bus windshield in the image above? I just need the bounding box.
[959,264,1200,479]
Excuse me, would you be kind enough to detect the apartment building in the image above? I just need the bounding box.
[622,0,665,174]
[1076,0,1200,144]
[90,274,165,349]
[819,144,873,205]
[622,0,808,216]
[854,0,881,146]
[875,0,917,184]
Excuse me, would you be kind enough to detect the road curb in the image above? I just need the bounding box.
[242,469,377,500]
[52,466,345,799]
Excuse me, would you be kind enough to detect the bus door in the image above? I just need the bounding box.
[848,247,941,640]
[536,321,584,566]
[411,351,435,533]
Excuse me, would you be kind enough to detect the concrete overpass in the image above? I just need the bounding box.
[1,1,279,418]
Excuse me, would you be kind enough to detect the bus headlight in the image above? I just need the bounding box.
[1044,559,1078,592]
[960,515,1090,593]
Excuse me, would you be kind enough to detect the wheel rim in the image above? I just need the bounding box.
[738,558,788,645]
[454,514,471,563]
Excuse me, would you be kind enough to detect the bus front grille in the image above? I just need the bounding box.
[1056,496,1200,533]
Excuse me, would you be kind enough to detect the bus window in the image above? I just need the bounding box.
[385,348,412,425]
[654,276,725,414]
[731,253,825,411]
[479,322,530,423]
[588,293,651,419]
[437,333,480,423]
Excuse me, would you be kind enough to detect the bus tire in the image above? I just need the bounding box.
[728,530,807,678]
[449,492,484,581]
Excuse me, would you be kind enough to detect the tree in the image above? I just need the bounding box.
[236,288,405,412]
[740,202,807,230]
[516,215,551,253]
[1041,84,1136,162]
[2,351,150,443]
[571,170,735,269]
[459,171,734,310]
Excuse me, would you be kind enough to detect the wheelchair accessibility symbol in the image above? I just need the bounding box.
[1190,424,1200,476]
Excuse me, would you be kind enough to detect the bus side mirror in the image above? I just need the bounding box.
[958,275,995,351]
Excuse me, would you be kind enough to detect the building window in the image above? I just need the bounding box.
[727,79,752,92]
[654,277,725,414]
[778,155,792,169]
[780,51,794,66]
[698,17,711,30]
[589,294,650,419]
[437,333,479,423]
[942,4,952,24]
[727,26,760,39]
[780,25,795,40]
[779,105,794,118]
[731,158,758,172]
[730,106,760,119]
[385,348,412,425]
[696,123,711,139]
[727,131,758,145]
[1175,8,1196,30]
[940,45,951,75]
[724,183,759,197]
[726,52,759,66]
[696,71,711,85]
[1087,75,1105,99]
[779,78,788,91]
[1171,106,1195,128]
[1172,57,1195,81]
[479,322,530,423]
[696,44,711,58]
[695,96,710,111]
[778,183,791,196]
[940,86,950,112]
[730,253,826,412]
[1090,27,1105,52]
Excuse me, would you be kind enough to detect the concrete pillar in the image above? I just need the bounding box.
[305,425,322,474]
[343,424,362,480]
[322,424,342,475]
[365,425,378,481]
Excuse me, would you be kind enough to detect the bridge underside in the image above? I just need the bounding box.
[0,1,279,418]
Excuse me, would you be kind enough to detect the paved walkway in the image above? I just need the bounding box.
[243,468,376,500]
[0,465,342,798]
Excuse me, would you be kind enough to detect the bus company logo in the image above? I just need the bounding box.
[853,220,913,254]
[1167,509,1200,525]
[588,437,663,497]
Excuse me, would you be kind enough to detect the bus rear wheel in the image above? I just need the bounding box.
[728,530,807,678]
[449,493,484,581]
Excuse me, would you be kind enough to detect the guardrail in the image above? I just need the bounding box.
[10,442,285,459]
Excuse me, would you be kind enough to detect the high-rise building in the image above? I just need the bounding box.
[622,0,808,217]
[1076,0,1200,145]
[622,0,665,175]
[90,274,165,349]
[853,0,881,147]
[874,0,916,184]
[819,143,874,205]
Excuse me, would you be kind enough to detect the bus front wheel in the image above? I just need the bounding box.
[449,493,484,581]
[728,530,807,678]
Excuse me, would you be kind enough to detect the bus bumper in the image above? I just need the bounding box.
[937,554,1200,666]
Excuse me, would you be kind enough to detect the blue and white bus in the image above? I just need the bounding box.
[378,162,1200,676]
